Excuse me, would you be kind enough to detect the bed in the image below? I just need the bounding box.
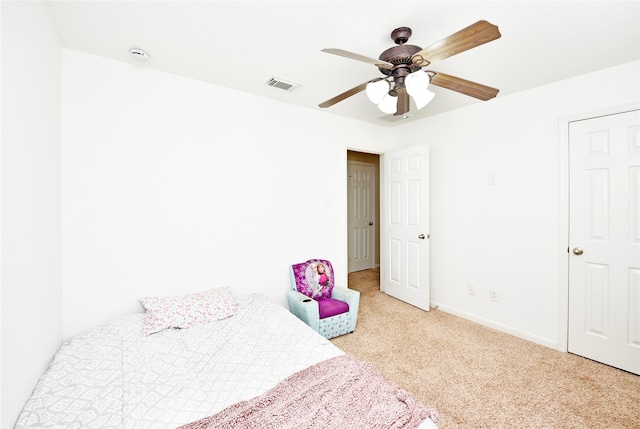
[15,290,439,429]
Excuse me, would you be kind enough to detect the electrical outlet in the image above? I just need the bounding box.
[467,285,476,296]
[490,289,499,302]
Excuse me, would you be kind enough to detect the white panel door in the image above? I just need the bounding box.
[381,144,430,311]
[568,109,640,375]
[348,161,375,273]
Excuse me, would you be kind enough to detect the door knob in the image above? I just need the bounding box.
[418,234,426,240]
[573,247,583,255]
[369,222,374,226]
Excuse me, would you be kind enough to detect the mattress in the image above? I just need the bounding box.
[16,293,438,429]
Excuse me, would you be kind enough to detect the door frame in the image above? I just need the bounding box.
[557,102,640,353]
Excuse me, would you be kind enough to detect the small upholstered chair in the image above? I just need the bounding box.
[287,259,360,339]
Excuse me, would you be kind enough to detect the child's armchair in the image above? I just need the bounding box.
[287,259,359,339]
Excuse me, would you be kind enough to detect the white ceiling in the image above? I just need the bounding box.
[44,1,640,128]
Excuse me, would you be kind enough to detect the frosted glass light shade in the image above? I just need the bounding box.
[366,80,389,104]
[411,89,435,109]
[405,70,430,95]
[378,93,398,114]
[405,70,435,109]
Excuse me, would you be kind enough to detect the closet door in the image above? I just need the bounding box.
[348,161,376,273]
[568,109,640,375]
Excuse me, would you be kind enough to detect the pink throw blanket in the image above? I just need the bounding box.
[179,354,439,429]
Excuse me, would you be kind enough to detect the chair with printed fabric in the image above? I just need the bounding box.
[287,259,360,339]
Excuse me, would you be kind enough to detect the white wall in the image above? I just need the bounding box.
[0,1,63,427]
[391,60,640,348]
[2,3,637,424]
[61,49,387,339]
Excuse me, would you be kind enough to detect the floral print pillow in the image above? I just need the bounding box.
[140,287,239,335]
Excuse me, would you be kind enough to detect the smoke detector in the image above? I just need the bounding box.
[129,48,150,62]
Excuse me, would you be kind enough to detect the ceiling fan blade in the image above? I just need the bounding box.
[412,20,501,66]
[394,87,410,116]
[430,72,499,101]
[322,48,393,69]
[318,81,370,108]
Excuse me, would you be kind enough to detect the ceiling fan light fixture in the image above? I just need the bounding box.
[405,70,430,95]
[318,21,501,115]
[366,80,389,104]
[411,88,436,109]
[378,93,398,114]
[405,70,434,109]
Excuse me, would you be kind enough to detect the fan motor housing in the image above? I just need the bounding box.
[380,26,422,65]
[378,44,423,82]
[379,44,422,64]
[377,26,423,80]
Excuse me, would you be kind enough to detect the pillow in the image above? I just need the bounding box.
[139,287,239,335]
[291,259,335,299]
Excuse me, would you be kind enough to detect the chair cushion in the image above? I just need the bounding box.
[291,259,335,299]
[317,297,350,319]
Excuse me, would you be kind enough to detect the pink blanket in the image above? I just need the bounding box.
[179,354,438,429]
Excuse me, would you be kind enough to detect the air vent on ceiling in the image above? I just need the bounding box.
[266,77,300,91]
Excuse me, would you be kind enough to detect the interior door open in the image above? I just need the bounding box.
[380,144,430,311]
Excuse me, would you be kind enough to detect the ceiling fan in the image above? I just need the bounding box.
[319,20,501,116]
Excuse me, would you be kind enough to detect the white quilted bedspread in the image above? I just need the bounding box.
[16,294,344,429]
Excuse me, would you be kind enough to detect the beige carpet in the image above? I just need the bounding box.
[330,268,640,429]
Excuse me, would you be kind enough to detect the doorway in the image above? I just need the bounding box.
[347,151,380,273]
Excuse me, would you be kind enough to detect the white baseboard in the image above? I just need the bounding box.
[431,302,559,350]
